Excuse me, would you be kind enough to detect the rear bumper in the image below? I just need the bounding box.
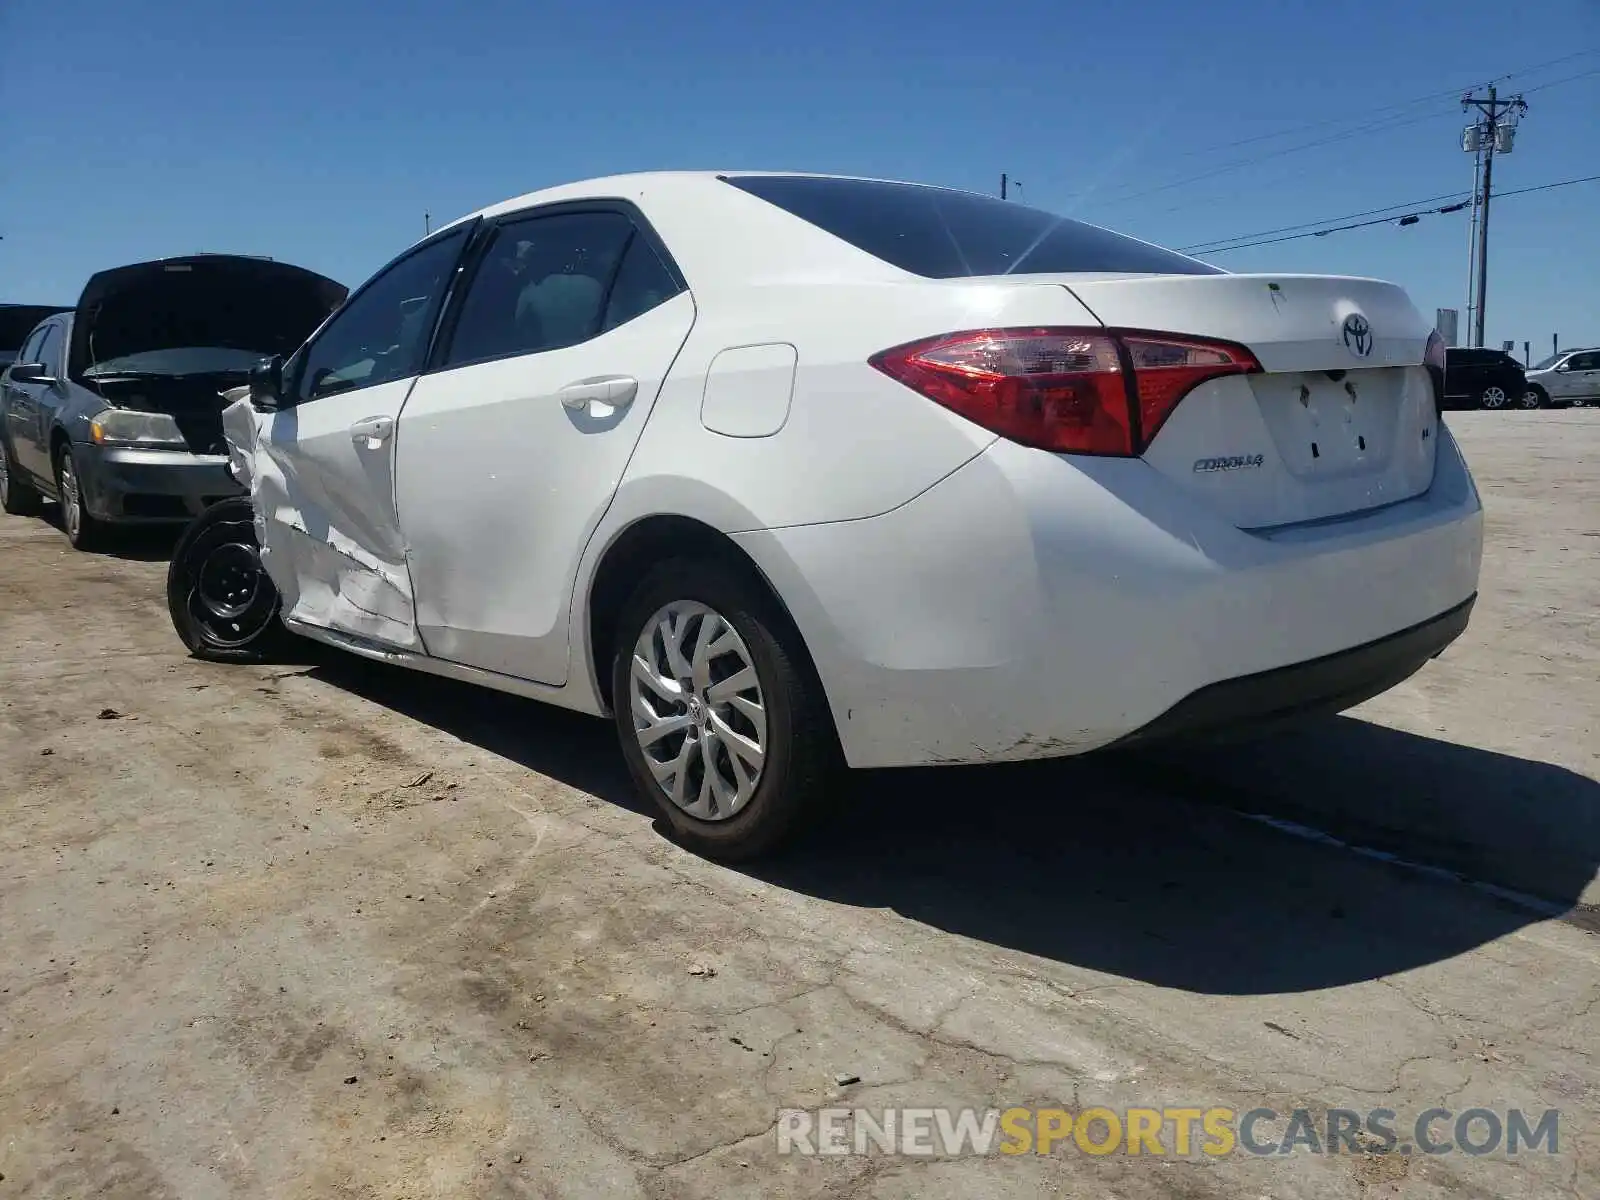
[1109,594,1474,747]
[75,443,243,523]
[735,424,1484,769]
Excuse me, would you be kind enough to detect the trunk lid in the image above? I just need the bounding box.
[1063,273,1439,529]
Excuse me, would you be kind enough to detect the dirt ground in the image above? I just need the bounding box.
[2,411,1596,1199]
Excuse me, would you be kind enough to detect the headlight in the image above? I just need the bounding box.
[89,409,189,448]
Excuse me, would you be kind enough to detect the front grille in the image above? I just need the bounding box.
[172,411,227,455]
[122,494,191,519]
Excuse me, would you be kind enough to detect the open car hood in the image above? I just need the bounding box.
[69,255,346,376]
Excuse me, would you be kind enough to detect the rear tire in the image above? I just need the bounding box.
[1478,385,1510,410]
[55,443,109,551]
[167,497,293,663]
[610,556,841,862]
[0,437,43,516]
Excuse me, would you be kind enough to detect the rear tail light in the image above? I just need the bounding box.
[870,327,1261,455]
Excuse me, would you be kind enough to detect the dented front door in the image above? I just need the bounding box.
[255,378,418,648]
[252,224,473,650]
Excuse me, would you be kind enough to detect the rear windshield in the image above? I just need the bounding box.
[723,175,1224,280]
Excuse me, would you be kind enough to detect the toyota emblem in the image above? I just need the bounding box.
[1341,313,1374,358]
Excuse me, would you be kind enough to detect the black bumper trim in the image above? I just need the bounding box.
[1109,594,1477,747]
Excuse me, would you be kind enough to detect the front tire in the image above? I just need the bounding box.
[167,497,292,663]
[0,437,43,516]
[1521,386,1547,409]
[55,444,108,550]
[610,557,841,862]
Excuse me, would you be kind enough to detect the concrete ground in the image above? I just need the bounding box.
[1,411,1596,1199]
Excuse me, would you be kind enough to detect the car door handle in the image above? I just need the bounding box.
[559,375,638,412]
[350,415,394,447]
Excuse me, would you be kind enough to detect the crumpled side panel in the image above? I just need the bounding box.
[219,395,420,650]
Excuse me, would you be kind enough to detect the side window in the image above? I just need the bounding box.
[1568,352,1600,371]
[443,212,634,369]
[295,227,468,402]
[33,325,61,373]
[602,236,682,332]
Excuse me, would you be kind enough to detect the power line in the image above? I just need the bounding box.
[1183,174,1598,255]
[1494,172,1600,200]
[1073,47,1599,211]
[1179,189,1471,253]
[1518,65,1600,95]
[1085,109,1451,208]
[1159,47,1598,160]
[1479,46,1600,85]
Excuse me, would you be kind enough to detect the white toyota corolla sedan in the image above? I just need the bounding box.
[166,172,1483,860]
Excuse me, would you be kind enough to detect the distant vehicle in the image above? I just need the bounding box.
[1442,347,1534,410]
[0,256,346,548]
[1524,347,1600,408]
[0,304,71,368]
[162,172,1483,861]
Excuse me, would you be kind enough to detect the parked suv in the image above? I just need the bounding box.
[1442,347,1533,410]
[1524,348,1600,408]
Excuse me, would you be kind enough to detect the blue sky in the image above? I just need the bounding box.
[3,0,1596,354]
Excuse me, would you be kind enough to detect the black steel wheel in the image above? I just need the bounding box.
[167,497,292,662]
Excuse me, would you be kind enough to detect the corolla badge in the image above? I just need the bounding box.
[1341,313,1374,358]
[1193,454,1264,473]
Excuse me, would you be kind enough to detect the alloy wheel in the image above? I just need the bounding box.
[628,600,768,821]
[59,457,82,539]
[1481,386,1509,409]
[1520,389,1542,409]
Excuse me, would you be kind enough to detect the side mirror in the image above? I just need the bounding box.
[7,362,55,385]
[248,355,286,410]
[1555,363,1570,373]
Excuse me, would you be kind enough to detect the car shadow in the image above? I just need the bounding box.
[42,501,183,562]
[308,654,1599,996]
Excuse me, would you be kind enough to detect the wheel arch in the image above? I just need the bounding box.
[583,512,822,717]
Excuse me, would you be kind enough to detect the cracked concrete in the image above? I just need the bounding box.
[2,412,1597,1198]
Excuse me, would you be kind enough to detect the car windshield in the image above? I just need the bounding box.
[82,346,267,378]
[1531,353,1565,370]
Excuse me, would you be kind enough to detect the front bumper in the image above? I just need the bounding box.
[74,442,243,523]
[735,425,1484,769]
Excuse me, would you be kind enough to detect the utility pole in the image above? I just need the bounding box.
[1460,85,1527,347]
[424,211,431,236]
[1000,174,1008,200]
[1464,147,1481,336]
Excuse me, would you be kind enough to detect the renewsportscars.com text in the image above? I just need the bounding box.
[776,1106,1561,1158]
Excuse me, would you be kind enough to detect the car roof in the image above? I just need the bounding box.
[424,172,1026,297]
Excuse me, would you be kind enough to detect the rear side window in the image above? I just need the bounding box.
[444,212,642,368]
[723,175,1223,279]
